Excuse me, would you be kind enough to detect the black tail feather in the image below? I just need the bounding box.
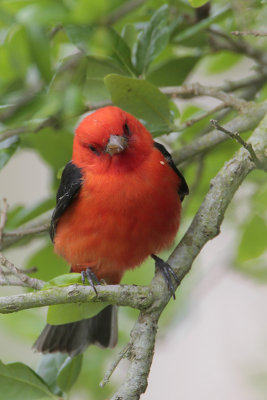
[33,305,118,357]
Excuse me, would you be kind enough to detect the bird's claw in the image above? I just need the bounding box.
[151,254,179,300]
[81,267,100,296]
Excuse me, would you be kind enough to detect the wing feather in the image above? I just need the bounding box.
[154,141,189,201]
[50,162,83,242]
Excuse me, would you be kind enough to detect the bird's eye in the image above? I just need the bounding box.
[88,145,99,155]
[123,123,131,137]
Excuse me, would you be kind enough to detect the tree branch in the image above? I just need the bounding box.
[0,284,152,314]
[210,119,265,170]
[0,212,52,251]
[208,27,267,65]
[0,253,44,290]
[162,82,250,112]
[172,101,267,165]
[231,30,267,37]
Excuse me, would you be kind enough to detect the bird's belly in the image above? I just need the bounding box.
[54,167,181,282]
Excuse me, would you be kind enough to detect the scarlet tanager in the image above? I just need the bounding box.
[34,106,188,356]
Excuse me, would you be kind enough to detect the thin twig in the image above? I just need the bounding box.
[172,101,267,165]
[232,30,267,37]
[49,24,63,39]
[0,277,37,288]
[0,116,60,144]
[0,211,52,251]
[208,27,267,65]
[0,253,44,290]
[0,199,8,242]
[162,82,250,112]
[100,342,132,388]
[177,104,227,131]
[0,85,43,122]
[210,119,264,169]
[4,224,50,237]
[3,266,38,275]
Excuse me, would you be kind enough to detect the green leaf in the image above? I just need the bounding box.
[0,361,56,400]
[25,244,69,282]
[85,56,125,103]
[147,56,199,86]
[44,273,108,324]
[22,128,73,171]
[135,5,170,76]
[42,273,82,288]
[173,6,231,43]
[0,136,19,170]
[6,198,54,229]
[109,28,136,76]
[25,24,52,83]
[44,272,108,324]
[201,51,242,74]
[188,0,209,7]
[237,215,267,263]
[121,23,137,51]
[36,354,67,396]
[47,302,108,325]
[64,24,94,53]
[57,355,83,393]
[252,183,267,213]
[104,74,174,135]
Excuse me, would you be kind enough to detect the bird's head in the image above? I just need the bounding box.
[73,106,153,172]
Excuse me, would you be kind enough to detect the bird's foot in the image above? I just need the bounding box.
[151,254,179,300]
[81,267,101,296]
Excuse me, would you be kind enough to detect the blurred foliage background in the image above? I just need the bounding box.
[0,0,267,399]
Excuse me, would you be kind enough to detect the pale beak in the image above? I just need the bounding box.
[105,135,128,156]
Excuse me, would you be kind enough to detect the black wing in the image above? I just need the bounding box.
[50,161,83,242]
[154,141,189,202]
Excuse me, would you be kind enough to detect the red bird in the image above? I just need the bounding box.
[34,106,188,356]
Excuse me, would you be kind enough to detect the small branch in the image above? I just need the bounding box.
[0,83,44,123]
[210,119,264,169]
[177,103,227,131]
[0,199,8,242]
[220,74,267,94]
[0,277,38,288]
[49,24,63,39]
[0,253,44,290]
[232,30,267,37]
[100,342,132,388]
[4,224,50,238]
[0,116,61,144]
[111,313,157,400]
[172,101,267,165]
[162,83,250,112]
[0,211,52,251]
[208,27,267,65]
[4,266,38,275]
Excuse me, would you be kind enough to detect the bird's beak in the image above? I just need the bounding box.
[105,135,128,156]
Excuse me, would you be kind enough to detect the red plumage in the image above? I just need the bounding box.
[54,106,181,283]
